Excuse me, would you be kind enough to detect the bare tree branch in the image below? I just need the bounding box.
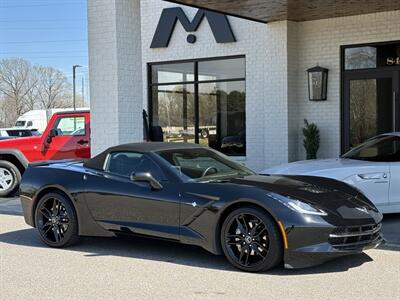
[0,58,75,127]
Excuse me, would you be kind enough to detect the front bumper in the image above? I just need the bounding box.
[284,235,384,269]
[283,221,384,269]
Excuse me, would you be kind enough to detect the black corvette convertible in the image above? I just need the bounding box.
[20,143,384,272]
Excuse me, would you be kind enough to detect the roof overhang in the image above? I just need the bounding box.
[165,0,400,23]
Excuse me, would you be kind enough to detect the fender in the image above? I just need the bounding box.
[208,197,283,254]
[31,183,113,237]
[0,149,29,169]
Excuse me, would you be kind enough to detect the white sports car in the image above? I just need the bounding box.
[262,133,400,214]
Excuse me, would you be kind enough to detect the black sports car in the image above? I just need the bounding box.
[20,143,384,272]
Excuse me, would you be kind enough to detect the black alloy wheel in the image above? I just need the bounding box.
[35,192,79,247]
[221,207,283,272]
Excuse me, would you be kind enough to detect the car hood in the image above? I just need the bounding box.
[0,135,41,147]
[225,174,382,223]
[262,158,382,179]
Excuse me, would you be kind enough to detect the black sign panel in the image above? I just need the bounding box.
[380,43,400,67]
[151,7,236,48]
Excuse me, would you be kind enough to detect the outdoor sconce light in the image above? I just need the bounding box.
[307,66,328,101]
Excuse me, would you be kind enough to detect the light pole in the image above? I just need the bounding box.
[81,77,85,106]
[72,64,82,110]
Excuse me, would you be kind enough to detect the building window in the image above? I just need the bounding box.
[341,41,400,152]
[149,56,246,156]
[344,43,400,70]
[344,47,377,70]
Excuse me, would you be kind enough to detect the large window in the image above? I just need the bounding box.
[149,56,246,156]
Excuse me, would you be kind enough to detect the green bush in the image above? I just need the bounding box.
[302,119,320,160]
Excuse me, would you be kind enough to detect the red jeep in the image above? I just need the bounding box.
[0,110,90,197]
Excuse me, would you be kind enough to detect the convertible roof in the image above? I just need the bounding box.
[84,142,205,170]
[109,142,205,152]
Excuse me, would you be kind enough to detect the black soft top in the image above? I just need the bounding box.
[84,142,205,170]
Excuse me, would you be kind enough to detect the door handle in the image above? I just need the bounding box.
[77,139,89,145]
[357,173,387,180]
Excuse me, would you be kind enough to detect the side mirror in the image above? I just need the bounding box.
[46,129,58,144]
[130,172,163,190]
[48,129,58,138]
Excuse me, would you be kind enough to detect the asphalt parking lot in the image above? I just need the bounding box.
[1,197,399,300]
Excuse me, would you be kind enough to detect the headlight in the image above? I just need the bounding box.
[267,192,328,216]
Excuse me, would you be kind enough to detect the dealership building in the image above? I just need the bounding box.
[87,0,400,171]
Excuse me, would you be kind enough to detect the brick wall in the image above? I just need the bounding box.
[140,0,290,171]
[88,0,400,169]
[88,0,119,155]
[293,11,400,161]
[88,0,142,156]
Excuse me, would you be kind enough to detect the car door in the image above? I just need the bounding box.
[342,135,400,209]
[84,152,181,240]
[387,136,400,210]
[389,162,400,210]
[42,113,90,160]
[344,162,390,207]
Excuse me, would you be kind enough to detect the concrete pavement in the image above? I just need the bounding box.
[0,197,21,216]
[1,198,400,300]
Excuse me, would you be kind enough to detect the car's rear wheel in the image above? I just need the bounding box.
[0,160,21,197]
[35,192,79,247]
[220,206,283,272]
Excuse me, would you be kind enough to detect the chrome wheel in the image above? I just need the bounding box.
[0,167,14,191]
[224,213,270,268]
[37,197,70,243]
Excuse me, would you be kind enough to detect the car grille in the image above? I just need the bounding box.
[328,223,382,250]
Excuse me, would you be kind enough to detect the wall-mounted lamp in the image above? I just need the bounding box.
[307,66,328,101]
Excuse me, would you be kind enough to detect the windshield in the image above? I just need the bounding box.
[342,135,400,162]
[157,148,254,181]
[15,121,25,127]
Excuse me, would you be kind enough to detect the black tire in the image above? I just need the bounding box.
[34,192,79,248]
[220,206,283,272]
[0,160,21,197]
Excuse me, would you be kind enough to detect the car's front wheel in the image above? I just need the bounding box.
[220,206,283,272]
[35,192,79,248]
[0,160,21,197]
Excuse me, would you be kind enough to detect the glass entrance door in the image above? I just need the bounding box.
[343,71,400,151]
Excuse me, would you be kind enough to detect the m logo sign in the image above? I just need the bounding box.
[151,7,236,48]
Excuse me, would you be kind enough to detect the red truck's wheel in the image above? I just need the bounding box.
[0,160,21,197]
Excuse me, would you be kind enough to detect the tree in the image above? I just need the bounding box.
[0,58,76,127]
[35,66,72,109]
[0,58,36,121]
[24,69,40,111]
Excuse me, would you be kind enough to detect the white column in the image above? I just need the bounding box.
[88,0,143,156]
[263,21,290,168]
